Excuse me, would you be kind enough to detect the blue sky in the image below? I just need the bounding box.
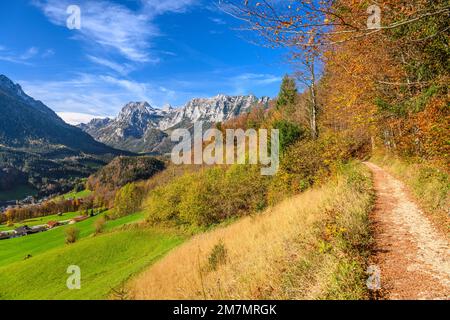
[0,0,291,124]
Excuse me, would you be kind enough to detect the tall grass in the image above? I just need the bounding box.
[371,152,449,234]
[129,162,374,300]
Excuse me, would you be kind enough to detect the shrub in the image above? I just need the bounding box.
[94,216,106,235]
[267,139,326,204]
[145,174,190,225]
[207,240,228,271]
[65,227,80,244]
[177,167,225,226]
[272,120,305,153]
[145,165,269,227]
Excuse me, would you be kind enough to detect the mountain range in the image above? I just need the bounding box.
[79,95,270,153]
[0,73,269,199]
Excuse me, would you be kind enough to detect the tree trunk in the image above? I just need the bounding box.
[309,60,318,139]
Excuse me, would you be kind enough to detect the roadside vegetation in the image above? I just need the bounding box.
[129,162,374,300]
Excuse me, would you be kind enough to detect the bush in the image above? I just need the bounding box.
[267,131,364,205]
[207,240,227,271]
[94,216,106,235]
[145,165,269,227]
[65,227,80,244]
[267,139,326,204]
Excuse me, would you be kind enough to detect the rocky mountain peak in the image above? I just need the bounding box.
[0,74,35,104]
[79,94,271,153]
[0,74,61,120]
[161,103,174,113]
[119,101,150,115]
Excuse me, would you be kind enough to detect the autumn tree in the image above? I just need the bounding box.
[222,0,449,164]
[220,1,450,49]
[113,183,143,218]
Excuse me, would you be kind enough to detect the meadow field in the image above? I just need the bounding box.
[0,209,185,299]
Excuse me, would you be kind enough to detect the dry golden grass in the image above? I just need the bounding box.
[128,163,373,300]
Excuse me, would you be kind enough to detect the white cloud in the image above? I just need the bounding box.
[33,0,196,64]
[141,0,198,15]
[42,49,55,58]
[209,17,226,25]
[230,73,282,95]
[20,47,39,60]
[86,55,134,75]
[0,47,41,65]
[57,112,108,125]
[19,73,180,123]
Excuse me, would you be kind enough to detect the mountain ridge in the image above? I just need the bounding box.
[79,94,270,153]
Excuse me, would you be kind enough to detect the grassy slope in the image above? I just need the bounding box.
[61,189,92,200]
[0,211,145,267]
[129,162,374,300]
[0,226,184,300]
[0,211,81,232]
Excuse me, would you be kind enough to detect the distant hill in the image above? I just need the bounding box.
[0,75,130,198]
[87,156,166,191]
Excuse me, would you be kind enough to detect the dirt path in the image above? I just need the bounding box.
[365,162,450,300]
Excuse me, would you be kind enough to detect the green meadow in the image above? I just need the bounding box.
[0,228,184,300]
[0,211,81,232]
[60,189,93,200]
[0,210,185,299]
[0,211,146,267]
